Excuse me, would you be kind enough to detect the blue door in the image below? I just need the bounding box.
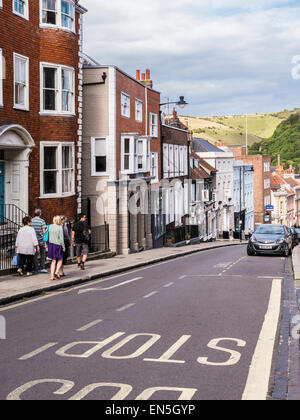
[0,162,5,220]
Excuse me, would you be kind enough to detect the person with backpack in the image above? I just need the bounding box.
[72,213,91,270]
[31,209,48,274]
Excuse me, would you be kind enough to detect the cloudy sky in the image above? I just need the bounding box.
[82,0,300,117]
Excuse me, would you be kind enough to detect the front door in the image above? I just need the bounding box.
[0,162,5,219]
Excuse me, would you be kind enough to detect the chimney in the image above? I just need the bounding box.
[140,69,153,88]
[277,154,281,166]
[136,70,140,81]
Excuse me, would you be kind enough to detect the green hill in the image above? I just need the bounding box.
[249,113,300,170]
[179,108,300,147]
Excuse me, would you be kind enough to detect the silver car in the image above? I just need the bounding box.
[247,224,293,257]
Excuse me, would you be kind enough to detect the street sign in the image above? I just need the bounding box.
[266,205,274,212]
[264,215,271,222]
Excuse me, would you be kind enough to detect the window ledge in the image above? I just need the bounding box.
[39,112,76,118]
[39,24,76,36]
[39,192,76,199]
[13,106,29,112]
[13,11,29,21]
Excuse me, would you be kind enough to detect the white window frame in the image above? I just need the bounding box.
[121,92,130,118]
[169,145,174,178]
[40,142,75,198]
[13,53,29,111]
[151,152,158,184]
[163,144,169,179]
[40,0,75,33]
[135,98,143,123]
[40,62,75,115]
[91,137,107,176]
[174,145,179,177]
[150,112,158,138]
[0,49,3,107]
[13,0,29,20]
[121,135,150,174]
[0,0,2,9]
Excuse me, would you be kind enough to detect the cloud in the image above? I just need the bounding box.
[82,0,300,116]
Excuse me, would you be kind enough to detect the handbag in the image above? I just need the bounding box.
[43,225,50,243]
[11,253,19,267]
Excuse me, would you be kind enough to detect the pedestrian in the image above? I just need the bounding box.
[59,215,71,277]
[48,216,65,281]
[31,209,48,274]
[72,213,91,270]
[15,216,39,277]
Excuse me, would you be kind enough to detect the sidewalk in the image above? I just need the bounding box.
[0,240,245,306]
[292,246,300,280]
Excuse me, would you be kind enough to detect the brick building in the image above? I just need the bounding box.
[0,0,86,224]
[229,146,271,227]
[82,62,161,254]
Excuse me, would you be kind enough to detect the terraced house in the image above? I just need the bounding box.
[0,0,87,228]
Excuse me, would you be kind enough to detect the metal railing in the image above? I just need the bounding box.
[0,215,19,273]
[90,223,110,253]
[0,204,27,228]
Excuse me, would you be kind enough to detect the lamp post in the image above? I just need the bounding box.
[160,96,188,109]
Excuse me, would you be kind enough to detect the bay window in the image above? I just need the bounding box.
[41,63,74,114]
[40,0,75,32]
[41,142,74,197]
[121,135,150,174]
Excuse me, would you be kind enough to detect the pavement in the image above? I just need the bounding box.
[0,239,245,306]
[292,245,300,280]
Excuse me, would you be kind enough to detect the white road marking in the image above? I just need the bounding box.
[77,319,103,332]
[19,343,58,361]
[116,303,136,312]
[178,275,186,280]
[258,276,283,279]
[242,278,282,400]
[143,291,158,299]
[78,277,143,294]
[163,282,174,288]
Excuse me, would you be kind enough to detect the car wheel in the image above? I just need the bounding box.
[247,248,254,256]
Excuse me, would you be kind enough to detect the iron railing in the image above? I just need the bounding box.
[0,215,20,273]
[90,223,110,253]
[0,204,27,227]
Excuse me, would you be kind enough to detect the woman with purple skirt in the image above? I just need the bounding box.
[48,216,66,281]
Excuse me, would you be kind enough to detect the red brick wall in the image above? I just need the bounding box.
[0,0,81,224]
[115,70,161,180]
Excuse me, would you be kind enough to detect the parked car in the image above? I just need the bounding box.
[296,228,300,240]
[289,227,299,247]
[247,224,293,257]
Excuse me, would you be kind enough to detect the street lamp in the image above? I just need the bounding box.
[160,96,188,108]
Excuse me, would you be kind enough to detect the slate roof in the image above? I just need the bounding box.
[192,138,224,153]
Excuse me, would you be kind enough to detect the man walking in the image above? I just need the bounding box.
[31,209,48,274]
[72,213,91,270]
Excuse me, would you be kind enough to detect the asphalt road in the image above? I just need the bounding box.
[0,245,287,400]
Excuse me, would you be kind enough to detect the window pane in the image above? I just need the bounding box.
[124,155,130,171]
[95,156,106,173]
[62,69,72,90]
[44,171,57,194]
[95,138,106,155]
[124,138,130,154]
[62,169,72,193]
[44,89,56,110]
[43,68,56,89]
[62,146,72,169]
[44,147,57,170]
[43,0,56,10]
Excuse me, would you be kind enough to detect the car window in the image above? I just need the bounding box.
[255,225,285,235]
